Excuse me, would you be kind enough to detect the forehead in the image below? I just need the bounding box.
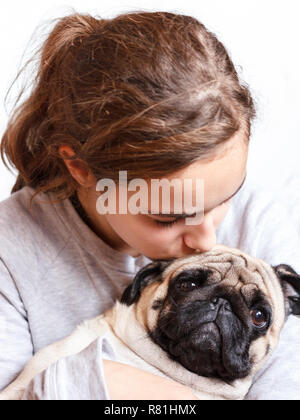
[167,263,270,306]
[161,248,276,299]
[139,251,274,332]
[159,135,248,208]
[116,135,248,215]
[137,247,286,337]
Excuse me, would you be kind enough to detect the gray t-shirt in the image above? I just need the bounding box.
[0,180,300,400]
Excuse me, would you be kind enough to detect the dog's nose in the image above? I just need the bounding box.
[210,297,231,312]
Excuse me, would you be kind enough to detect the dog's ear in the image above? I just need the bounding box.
[121,260,173,306]
[273,264,300,316]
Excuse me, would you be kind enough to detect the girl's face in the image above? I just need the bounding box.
[73,132,249,261]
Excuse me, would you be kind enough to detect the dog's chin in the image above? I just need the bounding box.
[183,323,251,381]
[151,321,252,382]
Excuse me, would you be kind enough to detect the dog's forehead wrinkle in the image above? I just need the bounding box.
[161,251,238,280]
[169,255,259,281]
[238,254,249,268]
[222,276,240,290]
[240,283,260,306]
[161,247,258,282]
[204,251,247,267]
[224,263,234,278]
[234,265,267,288]
[164,261,269,293]
[171,262,232,281]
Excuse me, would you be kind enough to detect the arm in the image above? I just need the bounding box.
[0,258,33,391]
[103,360,198,400]
[17,359,198,400]
[3,335,198,400]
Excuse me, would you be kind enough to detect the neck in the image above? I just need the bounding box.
[69,189,141,257]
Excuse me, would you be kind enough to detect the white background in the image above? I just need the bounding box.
[0,0,299,201]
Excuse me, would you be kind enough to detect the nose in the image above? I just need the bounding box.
[183,213,217,253]
[210,297,232,312]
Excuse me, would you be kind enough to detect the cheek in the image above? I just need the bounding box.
[212,201,232,228]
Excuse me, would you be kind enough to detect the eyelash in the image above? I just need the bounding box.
[154,219,181,228]
[153,198,232,228]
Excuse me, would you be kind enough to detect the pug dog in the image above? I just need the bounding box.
[1,245,300,400]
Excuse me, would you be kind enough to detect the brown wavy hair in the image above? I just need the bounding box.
[0,11,256,205]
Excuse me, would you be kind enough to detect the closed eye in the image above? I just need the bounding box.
[152,196,233,228]
[154,219,181,228]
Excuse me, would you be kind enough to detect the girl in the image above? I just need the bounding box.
[0,11,299,400]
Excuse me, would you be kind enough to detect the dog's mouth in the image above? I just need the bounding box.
[150,306,252,382]
[184,322,226,379]
[190,320,251,381]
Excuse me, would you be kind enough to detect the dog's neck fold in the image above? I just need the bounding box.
[103,302,254,400]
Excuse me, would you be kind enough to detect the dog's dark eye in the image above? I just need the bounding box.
[178,280,198,292]
[250,309,267,328]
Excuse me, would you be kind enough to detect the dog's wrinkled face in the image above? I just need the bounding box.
[121,245,300,382]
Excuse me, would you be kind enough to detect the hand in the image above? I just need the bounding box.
[103,359,198,400]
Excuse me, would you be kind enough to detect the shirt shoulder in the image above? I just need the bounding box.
[0,187,72,277]
[0,186,71,242]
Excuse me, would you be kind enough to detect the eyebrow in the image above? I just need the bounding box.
[151,175,247,219]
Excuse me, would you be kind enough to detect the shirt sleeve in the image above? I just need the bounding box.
[20,336,116,400]
[0,258,33,391]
